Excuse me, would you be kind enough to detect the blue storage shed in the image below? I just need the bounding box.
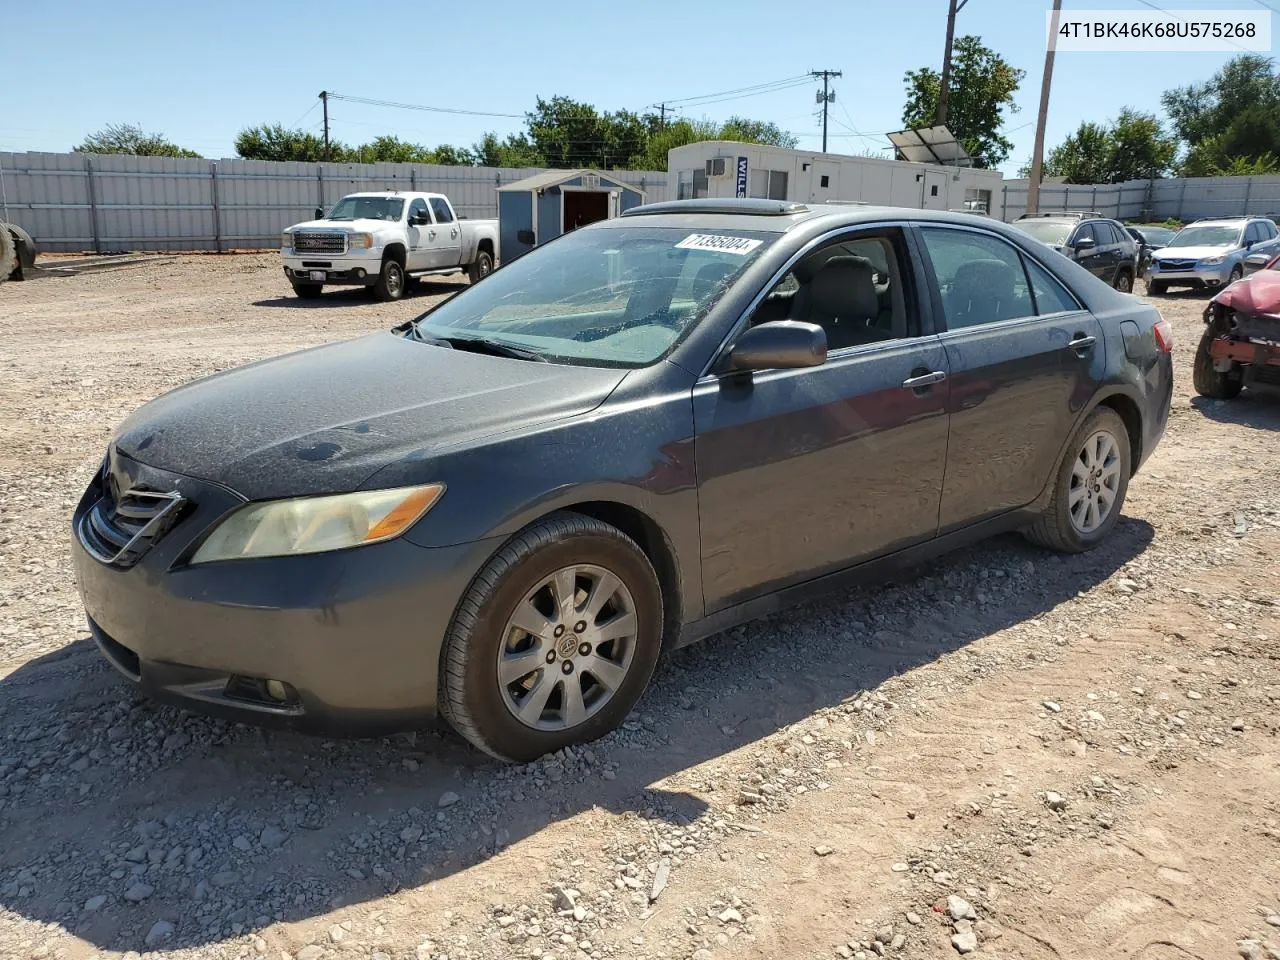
[497,169,645,262]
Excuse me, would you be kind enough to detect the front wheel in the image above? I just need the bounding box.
[439,513,663,762]
[1114,269,1133,293]
[1145,279,1167,296]
[374,258,406,302]
[467,250,494,284]
[1193,330,1244,399]
[290,282,323,299]
[1024,406,1131,554]
[1228,265,1243,285]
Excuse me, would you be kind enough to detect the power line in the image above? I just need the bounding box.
[289,100,321,129]
[660,74,813,106]
[327,93,525,119]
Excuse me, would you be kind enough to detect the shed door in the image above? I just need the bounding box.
[924,170,948,210]
[809,160,840,203]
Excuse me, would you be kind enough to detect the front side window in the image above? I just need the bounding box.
[748,230,911,350]
[1073,222,1097,246]
[411,226,776,368]
[407,198,429,223]
[919,228,1036,329]
[430,197,454,224]
[325,196,404,221]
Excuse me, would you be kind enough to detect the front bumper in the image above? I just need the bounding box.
[282,252,382,286]
[71,451,501,734]
[1148,263,1230,287]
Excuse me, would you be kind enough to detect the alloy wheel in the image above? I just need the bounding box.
[497,564,638,731]
[1069,429,1122,534]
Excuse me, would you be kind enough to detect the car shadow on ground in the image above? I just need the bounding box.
[1190,391,1280,430]
[0,520,1154,952]
[252,281,465,309]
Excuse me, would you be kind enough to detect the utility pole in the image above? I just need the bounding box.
[811,69,842,153]
[657,103,667,129]
[319,90,330,162]
[1025,0,1063,216]
[937,0,969,126]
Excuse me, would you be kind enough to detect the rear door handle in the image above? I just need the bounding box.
[429,230,437,239]
[1069,334,1097,353]
[902,371,947,389]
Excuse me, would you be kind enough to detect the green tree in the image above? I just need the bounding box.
[429,144,473,166]
[235,124,348,162]
[1162,55,1280,175]
[1043,122,1111,184]
[468,131,544,168]
[1044,109,1176,183]
[74,122,201,158]
[356,135,435,163]
[718,116,798,149]
[902,35,1024,169]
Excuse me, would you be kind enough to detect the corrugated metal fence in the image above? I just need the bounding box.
[1001,175,1280,223]
[0,152,672,253]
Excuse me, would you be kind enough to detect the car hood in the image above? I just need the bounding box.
[112,332,627,500]
[289,218,396,232]
[1153,245,1234,260]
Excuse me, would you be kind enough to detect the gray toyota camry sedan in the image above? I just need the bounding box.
[72,199,1174,762]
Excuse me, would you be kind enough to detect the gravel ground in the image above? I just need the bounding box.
[1,254,1279,960]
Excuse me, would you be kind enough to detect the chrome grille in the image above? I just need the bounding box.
[1157,258,1196,271]
[78,468,186,567]
[292,232,347,254]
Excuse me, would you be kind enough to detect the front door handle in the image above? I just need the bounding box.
[429,230,437,240]
[451,228,458,239]
[1069,334,1097,354]
[902,370,947,389]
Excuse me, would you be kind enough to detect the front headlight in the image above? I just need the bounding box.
[1200,255,1226,266]
[281,232,292,250]
[190,483,444,564]
[348,232,375,250]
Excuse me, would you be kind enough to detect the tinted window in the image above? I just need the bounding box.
[1025,257,1081,314]
[920,228,1035,329]
[750,230,911,350]
[408,198,429,223]
[1073,223,1097,245]
[430,197,454,224]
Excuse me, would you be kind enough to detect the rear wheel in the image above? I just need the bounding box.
[1193,329,1244,399]
[467,250,494,284]
[374,257,406,301]
[290,282,323,299]
[1025,406,1131,554]
[439,512,663,762]
[1114,269,1133,293]
[1145,278,1167,296]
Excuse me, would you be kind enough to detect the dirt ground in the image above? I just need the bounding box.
[1,254,1278,960]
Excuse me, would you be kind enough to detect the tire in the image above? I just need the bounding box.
[467,250,494,284]
[1193,329,1244,399]
[1145,279,1167,296]
[0,226,16,284]
[374,257,406,302]
[1024,406,1131,554]
[1114,269,1133,293]
[440,512,664,762]
[1229,265,1243,285]
[290,282,323,299]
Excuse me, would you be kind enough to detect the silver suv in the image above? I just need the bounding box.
[1146,217,1280,295]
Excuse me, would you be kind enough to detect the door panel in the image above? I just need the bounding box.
[937,314,1103,529]
[809,160,840,203]
[923,171,948,210]
[693,338,950,612]
[405,199,432,270]
[428,197,461,268]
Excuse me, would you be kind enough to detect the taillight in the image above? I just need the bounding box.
[1153,316,1174,353]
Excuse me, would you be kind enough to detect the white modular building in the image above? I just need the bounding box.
[667,141,1006,219]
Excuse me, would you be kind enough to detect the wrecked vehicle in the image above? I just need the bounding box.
[1194,267,1280,398]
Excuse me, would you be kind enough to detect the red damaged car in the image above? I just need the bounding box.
[1195,257,1280,399]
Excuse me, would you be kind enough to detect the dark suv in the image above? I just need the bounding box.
[1012,212,1141,293]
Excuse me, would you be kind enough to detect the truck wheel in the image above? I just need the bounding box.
[467,250,494,284]
[1145,279,1166,296]
[1193,330,1244,399]
[374,257,406,301]
[0,226,16,283]
[290,282,323,299]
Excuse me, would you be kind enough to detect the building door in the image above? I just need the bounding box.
[809,160,840,203]
[562,191,609,232]
[924,170,948,210]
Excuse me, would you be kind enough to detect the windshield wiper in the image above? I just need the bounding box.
[408,326,547,362]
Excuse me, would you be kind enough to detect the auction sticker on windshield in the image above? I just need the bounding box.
[675,234,764,255]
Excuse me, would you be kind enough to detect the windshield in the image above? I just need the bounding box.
[325,197,404,222]
[1012,219,1073,246]
[410,225,776,368]
[1140,226,1176,246]
[1167,224,1242,248]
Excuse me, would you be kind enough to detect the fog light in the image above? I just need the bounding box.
[355,268,366,279]
[265,679,289,702]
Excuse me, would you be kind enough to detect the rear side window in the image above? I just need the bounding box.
[430,197,455,223]
[1024,257,1082,314]
[919,228,1035,329]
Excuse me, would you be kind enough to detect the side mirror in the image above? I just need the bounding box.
[1245,239,1255,249]
[410,212,431,226]
[725,321,827,372]
[1074,236,1096,252]
[517,229,535,246]
[314,207,324,220]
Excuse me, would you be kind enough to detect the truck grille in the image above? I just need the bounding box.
[1157,258,1196,271]
[292,232,347,255]
[78,466,186,568]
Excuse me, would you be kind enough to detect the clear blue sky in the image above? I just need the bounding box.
[3,0,1273,174]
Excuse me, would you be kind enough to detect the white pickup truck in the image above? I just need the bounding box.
[281,191,498,301]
